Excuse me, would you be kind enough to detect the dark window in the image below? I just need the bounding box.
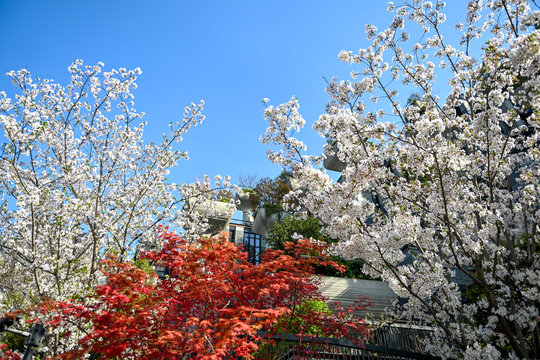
[229,226,236,243]
[243,227,266,264]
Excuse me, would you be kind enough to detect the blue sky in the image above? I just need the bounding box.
[0,0,470,186]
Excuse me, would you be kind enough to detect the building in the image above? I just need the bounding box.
[227,218,268,265]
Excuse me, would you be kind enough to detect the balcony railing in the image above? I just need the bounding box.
[253,330,442,360]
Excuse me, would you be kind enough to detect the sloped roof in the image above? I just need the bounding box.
[320,276,398,320]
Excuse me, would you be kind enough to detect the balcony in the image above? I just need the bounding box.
[191,199,236,236]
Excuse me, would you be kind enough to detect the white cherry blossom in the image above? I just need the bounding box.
[0,61,232,356]
[263,1,539,358]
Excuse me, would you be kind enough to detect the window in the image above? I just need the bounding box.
[229,225,236,243]
[243,227,266,264]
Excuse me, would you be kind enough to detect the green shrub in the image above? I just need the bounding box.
[267,215,373,279]
[267,215,332,250]
[275,299,331,336]
[313,258,373,280]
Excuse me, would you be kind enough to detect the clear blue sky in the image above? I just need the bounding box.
[0,0,470,186]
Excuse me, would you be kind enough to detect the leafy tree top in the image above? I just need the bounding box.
[32,230,370,359]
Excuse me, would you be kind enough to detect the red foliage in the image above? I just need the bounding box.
[45,231,370,359]
[0,344,21,360]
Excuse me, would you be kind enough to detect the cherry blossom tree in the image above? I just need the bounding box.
[0,61,233,316]
[262,1,539,359]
